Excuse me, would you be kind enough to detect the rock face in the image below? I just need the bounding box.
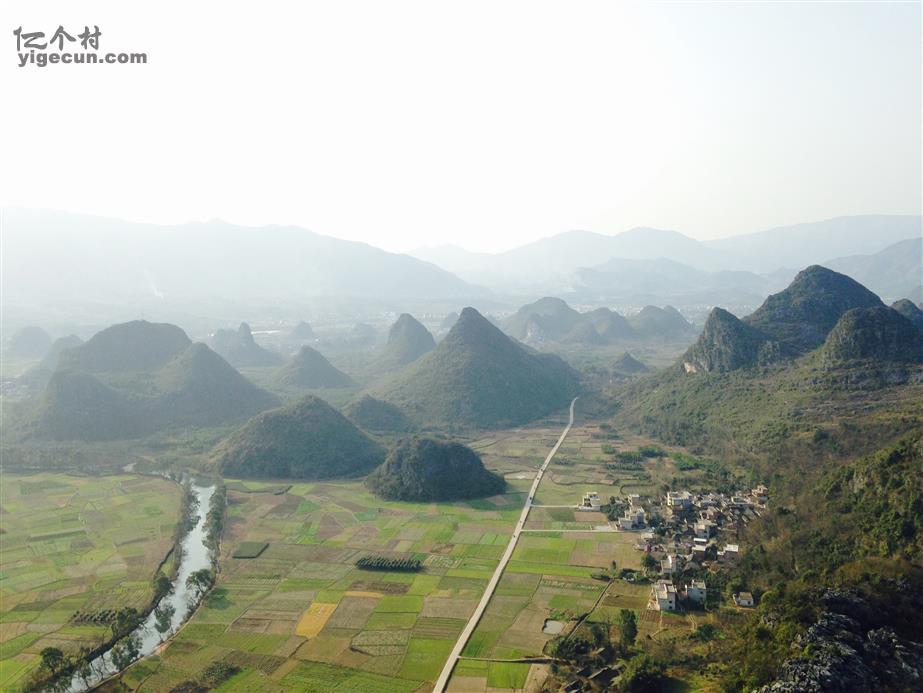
[7,326,52,359]
[343,395,414,433]
[377,314,436,369]
[891,299,923,333]
[757,588,923,693]
[613,352,650,375]
[744,265,884,353]
[209,322,283,368]
[366,437,505,502]
[374,307,580,429]
[273,346,355,388]
[213,395,385,479]
[681,308,788,373]
[821,306,923,365]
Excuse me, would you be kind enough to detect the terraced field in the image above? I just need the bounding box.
[0,474,181,691]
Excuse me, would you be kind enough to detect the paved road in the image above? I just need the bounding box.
[433,397,579,692]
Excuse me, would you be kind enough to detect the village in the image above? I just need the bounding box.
[576,483,769,612]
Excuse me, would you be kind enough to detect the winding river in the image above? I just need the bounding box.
[66,479,217,692]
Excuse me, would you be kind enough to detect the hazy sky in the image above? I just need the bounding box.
[2,1,920,253]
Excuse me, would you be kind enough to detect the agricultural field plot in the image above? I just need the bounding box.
[128,476,533,691]
[0,474,181,691]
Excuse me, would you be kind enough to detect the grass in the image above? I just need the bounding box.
[0,473,180,691]
[232,541,269,559]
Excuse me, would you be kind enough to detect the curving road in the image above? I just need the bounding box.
[433,397,579,692]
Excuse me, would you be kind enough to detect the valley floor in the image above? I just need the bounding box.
[0,474,181,690]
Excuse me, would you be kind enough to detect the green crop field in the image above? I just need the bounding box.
[0,473,181,691]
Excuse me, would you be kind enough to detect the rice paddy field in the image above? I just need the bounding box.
[0,474,181,691]
[56,415,718,692]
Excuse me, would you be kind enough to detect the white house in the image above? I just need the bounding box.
[660,554,680,576]
[734,592,755,608]
[666,491,693,509]
[685,580,707,605]
[694,520,716,539]
[650,580,678,611]
[618,508,645,530]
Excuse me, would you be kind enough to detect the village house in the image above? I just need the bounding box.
[694,519,716,539]
[718,544,740,563]
[666,491,693,509]
[660,553,680,576]
[734,592,755,608]
[650,580,678,611]
[685,579,707,605]
[579,491,601,511]
[618,507,645,530]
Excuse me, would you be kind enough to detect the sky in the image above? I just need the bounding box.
[1,1,920,253]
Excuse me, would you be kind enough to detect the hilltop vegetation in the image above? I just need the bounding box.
[820,306,923,365]
[678,265,916,374]
[212,395,385,479]
[272,345,356,388]
[743,265,883,353]
[376,313,435,370]
[343,395,414,433]
[15,321,278,441]
[366,436,505,501]
[374,307,580,429]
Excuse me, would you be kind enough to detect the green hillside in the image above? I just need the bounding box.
[891,298,923,332]
[273,346,356,388]
[744,265,883,352]
[612,351,650,375]
[821,306,923,365]
[627,305,693,339]
[343,395,414,433]
[18,321,279,441]
[373,307,580,429]
[212,395,385,479]
[681,307,789,373]
[59,320,190,372]
[366,437,505,501]
[377,313,436,369]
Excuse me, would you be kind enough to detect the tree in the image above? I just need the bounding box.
[619,653,666,692]
[186,568,213,600]
[40,647,66,675]
[618,609,638,648]
[154,601,176,638]
[110,633,140,671]
[112,606,140,639]
[641,553,658,570]
[155,574,172,597]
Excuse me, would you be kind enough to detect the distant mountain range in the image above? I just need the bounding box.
[2,209,488,309]
[209,323,284,368]
[412,215,920,298]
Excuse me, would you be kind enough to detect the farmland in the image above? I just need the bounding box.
[0,474,181,691]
